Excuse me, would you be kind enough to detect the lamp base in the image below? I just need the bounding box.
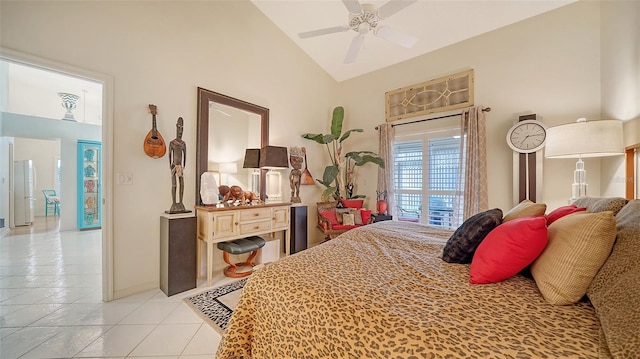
[570,157,588,202]
[265,169,283,203]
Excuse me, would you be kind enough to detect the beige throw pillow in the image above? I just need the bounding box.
[502,199,546,222]
[530,211,616,305]
[342,213,355,226]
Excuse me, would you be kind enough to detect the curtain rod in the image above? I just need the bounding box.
[375,107,491,130]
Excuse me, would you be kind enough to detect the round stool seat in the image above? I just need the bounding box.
[217,236,266,254]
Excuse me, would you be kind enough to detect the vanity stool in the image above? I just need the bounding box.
[217,236,266,278]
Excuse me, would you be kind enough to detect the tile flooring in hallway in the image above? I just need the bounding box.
[0,217,225,358]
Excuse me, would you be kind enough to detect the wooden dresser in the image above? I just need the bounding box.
[195,202,291,286]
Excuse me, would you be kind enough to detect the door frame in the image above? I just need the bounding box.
[0,47,114,301]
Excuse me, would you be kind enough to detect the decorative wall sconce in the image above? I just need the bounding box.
[58,92,79,121]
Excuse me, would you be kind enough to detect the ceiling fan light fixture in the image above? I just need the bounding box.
[298,0,418,63]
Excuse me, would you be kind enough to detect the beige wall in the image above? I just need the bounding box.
[1,1,338,298]
[338,1,604,211]
[600,0,640,198]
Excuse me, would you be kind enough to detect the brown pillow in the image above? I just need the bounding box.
[503,199,546,222]
[530,211,616,305]
[572,196,628,216]
[586,200,640,357]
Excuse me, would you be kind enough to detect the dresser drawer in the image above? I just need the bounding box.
[239,208,271,222]
[239,220,271,235]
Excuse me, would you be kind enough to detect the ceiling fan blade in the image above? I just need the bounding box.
[375,26,418,48]
[344,34,365,64]
[377,0,418,18]
[298,26,349,39]
[342,0,363,15]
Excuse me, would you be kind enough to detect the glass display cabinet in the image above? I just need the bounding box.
[77,140,102,229]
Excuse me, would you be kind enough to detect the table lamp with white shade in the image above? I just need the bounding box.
[219,162,238,185]
[544,118,624,201]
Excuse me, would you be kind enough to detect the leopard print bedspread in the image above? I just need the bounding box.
[216,221,599,359]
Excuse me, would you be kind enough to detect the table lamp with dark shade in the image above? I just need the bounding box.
[259,146,289,203]
[243,148,261,195]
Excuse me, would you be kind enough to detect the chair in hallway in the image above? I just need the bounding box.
[42,189,60,217]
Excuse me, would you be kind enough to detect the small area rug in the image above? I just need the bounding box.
[184,278,247,334]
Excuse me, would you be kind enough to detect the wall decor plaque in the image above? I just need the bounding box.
[385,69,474,122]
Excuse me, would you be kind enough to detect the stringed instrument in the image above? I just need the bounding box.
[143,104,166,158]
[300,147,315,185]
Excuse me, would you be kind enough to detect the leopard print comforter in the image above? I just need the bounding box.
[216,221,599,359]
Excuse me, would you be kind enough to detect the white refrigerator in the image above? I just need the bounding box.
[14,160,35,226]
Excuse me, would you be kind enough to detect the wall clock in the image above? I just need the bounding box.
[506,119,547,153]
[509,114,545,204]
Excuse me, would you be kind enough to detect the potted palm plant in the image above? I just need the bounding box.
[302,106,384,201]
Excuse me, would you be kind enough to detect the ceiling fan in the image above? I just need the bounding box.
[298,0,418,64]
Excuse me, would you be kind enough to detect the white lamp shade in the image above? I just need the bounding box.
[545,119,624,158]
[219,162,238,174]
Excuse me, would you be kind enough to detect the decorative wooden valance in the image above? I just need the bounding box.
[385,69,474,122]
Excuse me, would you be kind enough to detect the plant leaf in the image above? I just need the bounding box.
[322,186,338,201]
[331,106,344,139]
[339,128,363,143]
[322,165,339,186]
[359,154,385,168]
[302,133,336,145]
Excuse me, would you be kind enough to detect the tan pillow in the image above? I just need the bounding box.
[530,211,616,305]
[503,199,546,222]
[342,213,355,226]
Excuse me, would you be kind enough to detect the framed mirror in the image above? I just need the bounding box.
[196,87,269,205]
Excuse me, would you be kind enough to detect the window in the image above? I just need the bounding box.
[394,129,463,229]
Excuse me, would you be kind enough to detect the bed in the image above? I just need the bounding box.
[216,198,639,359]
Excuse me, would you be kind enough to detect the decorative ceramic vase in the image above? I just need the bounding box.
[376,200,388,215]
[58,92,80,121]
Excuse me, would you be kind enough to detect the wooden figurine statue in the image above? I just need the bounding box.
[223,185,260,205]
[167,117,191,213]
[289,147,303,203]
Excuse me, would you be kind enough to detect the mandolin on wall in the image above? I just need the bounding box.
[144,104,167,158]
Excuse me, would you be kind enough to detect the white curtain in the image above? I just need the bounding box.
[456,106,488,221]
[377,123,395,217]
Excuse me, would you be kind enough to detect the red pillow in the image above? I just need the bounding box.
[340,199,364,209]
[319,210,339,225]
[360,209,372,223]
[545,205,587,225]
[470,216,548,284]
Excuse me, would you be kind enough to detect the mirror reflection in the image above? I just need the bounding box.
[208,103,261,190]
[196,87,269,205]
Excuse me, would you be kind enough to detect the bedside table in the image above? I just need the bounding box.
[372,214,392,223]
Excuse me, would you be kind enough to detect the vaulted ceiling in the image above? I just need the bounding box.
[251,0,576,82]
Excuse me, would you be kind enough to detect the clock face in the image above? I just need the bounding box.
[506,119,547,153]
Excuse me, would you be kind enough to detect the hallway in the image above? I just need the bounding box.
[0,217,221,358]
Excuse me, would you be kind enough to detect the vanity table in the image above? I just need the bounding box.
[196,202,291,287]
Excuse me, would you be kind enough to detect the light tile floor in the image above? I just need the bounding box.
[1,216,228,358]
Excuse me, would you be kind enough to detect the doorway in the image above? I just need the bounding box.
[0,48,114,301]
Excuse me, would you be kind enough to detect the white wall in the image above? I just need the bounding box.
[338,1,604,212]
[1,1,338,298]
